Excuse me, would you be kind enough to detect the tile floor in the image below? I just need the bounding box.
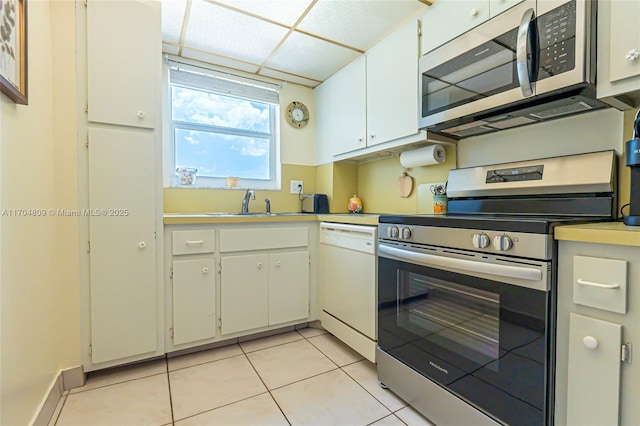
[49,327,435,426]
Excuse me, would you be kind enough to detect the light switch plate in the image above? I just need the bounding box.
[290,180,303,194]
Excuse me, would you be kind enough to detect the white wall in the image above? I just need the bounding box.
[457,108,624,167]
[0,1,81,424]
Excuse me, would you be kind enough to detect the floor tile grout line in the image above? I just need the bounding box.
[164,357,177,425]
[67,370,168,395]
[239,332,305,355]
[339,364,398,416]
[50,394,68,426]
[167,347,244,373]
[170,390,271,424]
[266,366,341,392]
[305,337,363,370]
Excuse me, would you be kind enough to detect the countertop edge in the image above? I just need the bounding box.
[555,222,640,247]
[164,213,379,226]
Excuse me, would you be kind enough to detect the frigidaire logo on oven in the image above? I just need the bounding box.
[429,361,448,375]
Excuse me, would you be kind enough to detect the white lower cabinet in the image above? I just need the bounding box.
[556,241,639,426]
[220,251,310,335]
[172,258,216,345]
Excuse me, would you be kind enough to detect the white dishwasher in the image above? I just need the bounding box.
[319,222,377,362]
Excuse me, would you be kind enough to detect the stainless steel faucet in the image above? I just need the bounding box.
[241,189,255,213]
[264,198,271,214]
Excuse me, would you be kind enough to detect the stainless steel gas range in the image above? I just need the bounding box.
[377,150,617,426]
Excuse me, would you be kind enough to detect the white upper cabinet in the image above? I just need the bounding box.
[420,0,489,56]
[87,0,161,128]
[319,19,421,157]
[330,56,367,156]
[489,0,524,18]
[366,20,419,147]
[597,0,640,108]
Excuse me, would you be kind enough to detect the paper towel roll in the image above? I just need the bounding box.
[400,145,446,168]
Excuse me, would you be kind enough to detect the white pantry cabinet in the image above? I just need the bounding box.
[81,0,163,371]
[596,0,640,108]
[87,0,160,128]
[556,241,639,426]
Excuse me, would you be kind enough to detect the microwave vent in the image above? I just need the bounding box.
[530,101,594,120]
[487,116,536,129]
[445,125,495,138]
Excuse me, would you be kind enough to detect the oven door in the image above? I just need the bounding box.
[378,242,553,426]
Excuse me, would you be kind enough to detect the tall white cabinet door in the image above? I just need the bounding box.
[332,56,367,156]
[366,20,419,147]
[314,78,335,165]
[87,0,160,128]
[566,313,622,426]
[172,258,216,346]
[269,251,310,326]
[220,254,269,335]
[88,127,157,364]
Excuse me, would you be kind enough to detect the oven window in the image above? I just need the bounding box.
[399,272,500,366]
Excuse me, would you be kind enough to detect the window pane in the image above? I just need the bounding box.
[172,86,271,133]
[175,128,270,180]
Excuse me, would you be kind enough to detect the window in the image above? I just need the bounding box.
[168,61,280,189]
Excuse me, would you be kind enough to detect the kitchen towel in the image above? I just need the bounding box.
[400,145,445,168]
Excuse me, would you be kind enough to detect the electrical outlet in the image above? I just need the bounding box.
[290,180,303,194]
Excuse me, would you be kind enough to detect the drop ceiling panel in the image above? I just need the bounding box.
[181,47,260,73]
[161,0,188,43]
[259,68,321,87]
[298,0,426,50]
[184,0,289,64]
[266,31,360,81]
[213,0,314,26]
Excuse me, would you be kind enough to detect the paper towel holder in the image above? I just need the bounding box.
[399,144,446,168]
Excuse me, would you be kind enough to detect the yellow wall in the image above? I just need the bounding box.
[164,164,317,213]
[356,144,456,213]
[1,1,81,424]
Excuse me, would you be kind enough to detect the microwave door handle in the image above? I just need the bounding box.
[516,8,535,97]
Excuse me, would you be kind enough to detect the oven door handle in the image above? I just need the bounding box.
[378,244,542,282]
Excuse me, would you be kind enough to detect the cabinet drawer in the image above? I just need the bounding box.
[172,230,215,255]
[220,227,308,252]
[573,255,627,314]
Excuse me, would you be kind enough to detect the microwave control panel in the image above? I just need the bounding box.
[537,0,577,79]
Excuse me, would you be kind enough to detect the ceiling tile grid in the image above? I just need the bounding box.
[161,0,428,87]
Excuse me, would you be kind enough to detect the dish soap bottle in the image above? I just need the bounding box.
[348,194,363,214]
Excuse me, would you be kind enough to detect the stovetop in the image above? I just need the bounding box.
[378,213,614,234]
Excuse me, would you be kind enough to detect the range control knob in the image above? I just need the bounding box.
[401,227,412,240]
[494,235,513,251]
[472,233,490,249]
[388,226,400,238]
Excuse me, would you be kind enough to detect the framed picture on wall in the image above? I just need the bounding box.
[0,0,27,105]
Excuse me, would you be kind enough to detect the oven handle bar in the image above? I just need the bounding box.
[378,244,543,282]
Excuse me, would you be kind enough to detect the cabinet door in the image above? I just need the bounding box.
[420,0,489,55]
[269,251,310,326]
[88,127,157,364]
[220,254,269,335]
[87,0,160,128]
[314,78,335,165]
[172,258,216,345]
[331,56,367,156]
[489,0,523,18]
[566,313,621,426]
[608,0,640,83]
[366,20,419,147]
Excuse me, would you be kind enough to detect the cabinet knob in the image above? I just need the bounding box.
[138,241,147,249]
[471,8,480,16]
[370,134,376,139]
[275,260,281,267]
[358,138,364,143]
[583,336,599,350]
[202,267,209,274]
[257,262,263,269]
[626,49,640,61]
[137,110,146,118]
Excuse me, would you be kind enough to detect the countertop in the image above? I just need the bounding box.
[164,213,379,226]
[554,221,640,247]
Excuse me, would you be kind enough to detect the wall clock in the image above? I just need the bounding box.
[286,101,309,128]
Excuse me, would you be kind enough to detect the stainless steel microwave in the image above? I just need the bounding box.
[419,0,608,139]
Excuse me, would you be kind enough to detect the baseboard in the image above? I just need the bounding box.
[31,365,85,426]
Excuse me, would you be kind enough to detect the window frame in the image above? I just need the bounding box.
[165,59,281,190]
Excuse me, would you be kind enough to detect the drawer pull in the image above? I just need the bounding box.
[576,278,620,290]
[186,240,204,245]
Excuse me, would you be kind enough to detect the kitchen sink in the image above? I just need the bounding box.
[199,212,307,217]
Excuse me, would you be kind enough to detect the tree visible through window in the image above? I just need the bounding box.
[169,63,279,188]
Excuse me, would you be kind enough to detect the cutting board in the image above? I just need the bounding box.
[417,182,447,214]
